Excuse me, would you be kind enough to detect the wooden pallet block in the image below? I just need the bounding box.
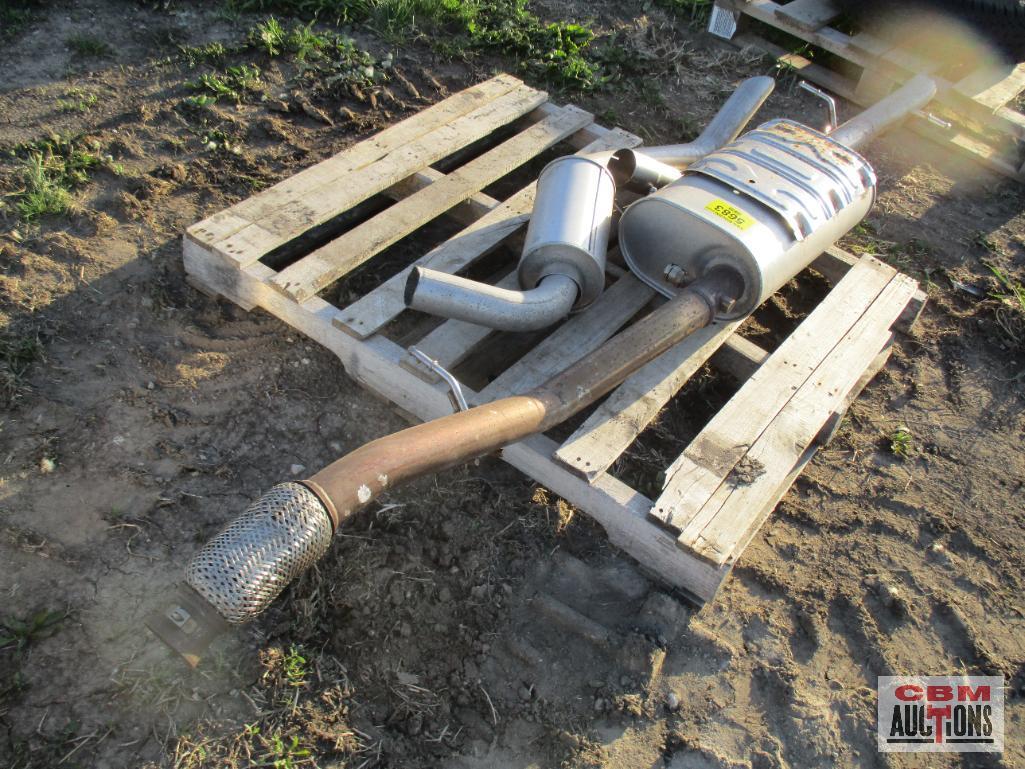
[715,0,1025,182]
[183,74,924,602]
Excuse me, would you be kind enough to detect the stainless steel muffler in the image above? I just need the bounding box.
[404,77,777,332]
[407,154,615,330]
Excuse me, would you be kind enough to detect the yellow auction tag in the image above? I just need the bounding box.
[705,199,755,230]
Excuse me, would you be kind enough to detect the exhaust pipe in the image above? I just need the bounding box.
[405,270,578,333]
[633,75,775,168]
[830,74,937,149]
[403,77,776,332]
[146,270,741,665]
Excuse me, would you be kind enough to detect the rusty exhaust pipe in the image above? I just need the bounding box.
[146,269,740,665]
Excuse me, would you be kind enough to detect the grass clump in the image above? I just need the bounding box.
[889,426,912,459]
[0,609,65,651]
[230,0,605,89]
[282,645,310,688]
[66,34,114,58]
[179,41,234,66]
[250,17,333,61]
[187,64,263,103]
[57,88,100,113]
[11,135,103,221]
[984,262,1025,349]
[17,154,74,220]
[262,732,311,769]
[250,15,288,55]
[0,3,36,41]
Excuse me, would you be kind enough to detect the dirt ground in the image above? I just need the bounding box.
[0,2,1023,768]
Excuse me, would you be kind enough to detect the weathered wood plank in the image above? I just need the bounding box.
[651,256,897,532]
[814,337,893,447]
[774,0,840,32]
[212,82,549,268]
[187,74,525,249]
[957,63,1025,111]
[555,320,742,483]
[271,105,594,302]
[334,127,641,339]
[480,273,656,401]
[679,273,919,564]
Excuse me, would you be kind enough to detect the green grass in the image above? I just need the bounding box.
[249,17,333,61]
[889,426,912,459]
[282,645,309,688]
[17,154,73,220]
[12,135,103,221]
[187,64,262,103]
[986,263,1025,315]
[229,0,605,89]
[0,2,38,41]
[179,41,234,66]
[262,733,311,769]
[57,88,99,113]
[66,34,113,58]
[0,609,66,651]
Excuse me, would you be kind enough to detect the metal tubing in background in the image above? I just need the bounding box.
[642,76,776,167]
[405,270,579,332]
[829,74,937,149]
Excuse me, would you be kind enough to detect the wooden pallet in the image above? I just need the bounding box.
[711,0,1025,182]
[183,74,925,602]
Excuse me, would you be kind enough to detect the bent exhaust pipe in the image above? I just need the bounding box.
[146,271,741,664]
[404,77,776,332]
[405,270,579,333]
[643,75,776,166]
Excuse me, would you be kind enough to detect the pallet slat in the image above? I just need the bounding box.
[679,273,919,564]
[651,256,898,531]
[555,320,743,483]
[335,128,641,338]
[773,0,840,32]
[956,63,1025,111]
[732,33,1025,183]
[188,74,526,250]
[271,104,594,301]
[212,81,549,268]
